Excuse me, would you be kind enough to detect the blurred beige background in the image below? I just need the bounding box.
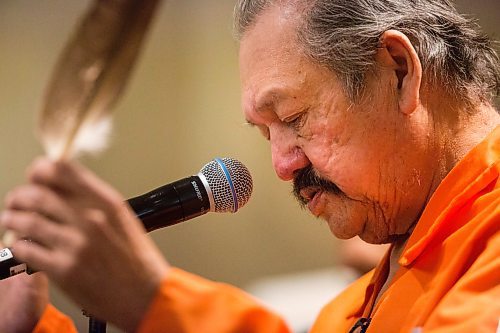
[0,1,498,332]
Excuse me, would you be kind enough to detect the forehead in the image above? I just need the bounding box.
[238,5,312,107]
[240,6,304,76]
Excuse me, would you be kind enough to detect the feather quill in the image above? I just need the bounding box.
[38,0,161,159]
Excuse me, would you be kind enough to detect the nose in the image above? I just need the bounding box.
[270,126,309,181]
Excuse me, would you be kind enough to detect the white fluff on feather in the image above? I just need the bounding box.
[44,116,113,160]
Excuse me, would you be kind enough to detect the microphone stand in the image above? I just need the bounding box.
[83,310,107,333]
[89,317,107,333]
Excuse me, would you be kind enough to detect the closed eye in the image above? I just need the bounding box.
[245,121,270,141]
[283,107,309,131]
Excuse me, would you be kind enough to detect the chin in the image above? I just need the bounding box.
[358,232,393,245]
[326,214,393,244]
[325,214,364,241]
[358,228,411,244]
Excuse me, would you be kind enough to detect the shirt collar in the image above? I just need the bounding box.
[399,126,500,266]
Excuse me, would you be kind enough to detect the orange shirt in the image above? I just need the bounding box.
[33,304,78,332]
[34,269,290,333]
[34,127,499,333]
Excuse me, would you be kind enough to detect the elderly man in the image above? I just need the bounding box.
[0,0,499,332]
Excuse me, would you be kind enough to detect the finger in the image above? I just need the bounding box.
[10,238,58,275]
[4,184,76,226]
[1,230,19,248]
[0,210,75,251]
[27,157,124,212]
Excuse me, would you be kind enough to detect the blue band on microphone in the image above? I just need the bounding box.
[215,158,238,212]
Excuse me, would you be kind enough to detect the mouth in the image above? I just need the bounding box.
[299,187,324,216]
[299,187,320,203]
[293,165,342,216]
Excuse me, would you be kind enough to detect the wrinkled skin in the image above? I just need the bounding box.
[240,4,446,244]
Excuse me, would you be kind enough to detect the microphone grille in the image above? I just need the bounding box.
[200,157,253,213]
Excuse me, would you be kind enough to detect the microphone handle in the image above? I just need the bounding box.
[127,175,211,232]
[0,248,33,280]
[0,175,213,280]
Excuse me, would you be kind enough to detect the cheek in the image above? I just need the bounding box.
[334,149,381,196]
[301,103,399,198]
[301,115,345,170]
[305,131,393,202]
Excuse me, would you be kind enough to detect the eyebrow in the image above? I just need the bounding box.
[244,86,291,127]
[255,89,283,113]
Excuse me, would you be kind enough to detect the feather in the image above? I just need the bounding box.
[2,0,161,247]
[38,0,161,159]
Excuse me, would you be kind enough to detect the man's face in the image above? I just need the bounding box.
[239,5,435,243]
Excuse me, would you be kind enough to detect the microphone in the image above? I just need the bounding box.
[128,157,253,232]
[0,157,253,280]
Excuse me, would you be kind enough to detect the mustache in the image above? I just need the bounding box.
[292,165,342,206]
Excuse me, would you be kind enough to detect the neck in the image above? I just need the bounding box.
[398,102,498,247]
[375,237,407,306]
[379,102,499,301]
[430,102,499,193]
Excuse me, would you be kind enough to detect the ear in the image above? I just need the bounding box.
[376,30,422,115]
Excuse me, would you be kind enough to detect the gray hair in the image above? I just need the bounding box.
[234,0,500,107]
